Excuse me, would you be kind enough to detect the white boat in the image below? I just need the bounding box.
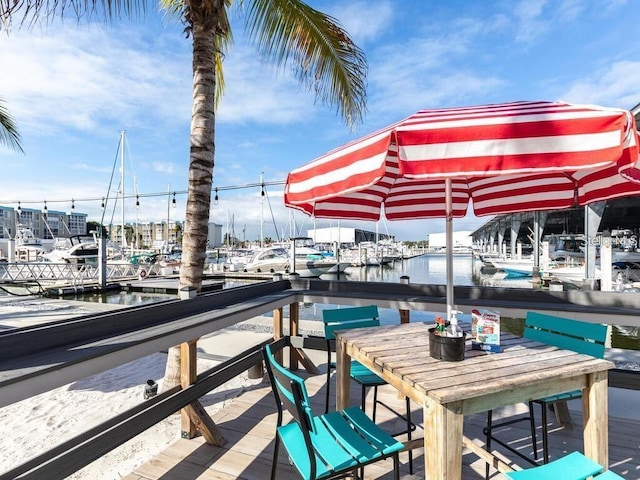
[542,264,599,284]
[489,258,536,277]
[13,224,49,262]
[206,248,256,273]
[545,234,586,261]
[342,242,388,267]
[41,234,99,264]
[242,246,336,277]
[291,237,349,274]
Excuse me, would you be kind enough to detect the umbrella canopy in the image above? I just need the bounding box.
[285,100,640,321]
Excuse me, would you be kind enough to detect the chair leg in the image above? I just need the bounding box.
[541,402,550,464]
[361,385,367,413]
[270,435,280,480]
[485,410,493,480]
[372,386,379,421]
[393,452,400,480]
[406,396,413,474]
[528,401,538,460]
[325,368,332,414]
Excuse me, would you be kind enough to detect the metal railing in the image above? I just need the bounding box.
[0,261,161,287]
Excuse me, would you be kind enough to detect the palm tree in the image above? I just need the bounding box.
[1,0,367,402]
[1,0,366,290]
[0,97,23,153]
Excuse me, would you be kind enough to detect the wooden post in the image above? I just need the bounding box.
[399,275,410,323]
[179,339,225,445]
[180,340,198,438]
[289,301,299,370]
[273,307,284,365]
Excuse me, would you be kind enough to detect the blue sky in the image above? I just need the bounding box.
[1,0,640,241]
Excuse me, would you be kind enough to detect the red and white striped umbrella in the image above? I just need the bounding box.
[284,100,640,320]
[285,101,640,220]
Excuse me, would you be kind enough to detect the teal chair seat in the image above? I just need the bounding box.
[346,361,387,386]
[594,471,625,479]
[504,451,622,480]
[538,389,581,404]
[322,305,414,473]
[485,312,608,475]
[263,343,404,480]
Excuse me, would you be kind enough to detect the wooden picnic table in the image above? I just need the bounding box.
[335,322,614,480]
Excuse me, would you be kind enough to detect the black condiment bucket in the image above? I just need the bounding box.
[429,328,466,362]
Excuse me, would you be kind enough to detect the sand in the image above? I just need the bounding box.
[0,351,263,479]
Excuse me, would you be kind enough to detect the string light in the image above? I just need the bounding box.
[214,188,219,205]
[0,179,286,210]
[172,192,176,208]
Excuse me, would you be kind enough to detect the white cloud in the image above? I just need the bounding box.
[327,0,394,45]
[216,41,318,125]
[147,161,178,175]
[513,0,550,43]
[559,60,640,108]
[0,24,192,136]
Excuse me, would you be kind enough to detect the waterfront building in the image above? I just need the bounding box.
[427,231,473,251]
[307,226,394,246]
[0,206,14,239]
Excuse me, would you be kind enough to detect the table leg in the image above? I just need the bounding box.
[582,370,609,468]
[335,337,350,410]
[424,399,464,480]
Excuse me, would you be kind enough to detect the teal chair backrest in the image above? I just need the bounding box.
[322,305,380,340]
[524,312,607,358]
[263,344,316,434]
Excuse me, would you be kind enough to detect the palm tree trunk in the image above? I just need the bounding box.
[180,21,217,293]
[160,345,182,393]
[164,19,218,391]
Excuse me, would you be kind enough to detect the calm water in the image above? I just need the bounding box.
[69,254,640,349]
[292,254,640,350]
[295,254,530,327]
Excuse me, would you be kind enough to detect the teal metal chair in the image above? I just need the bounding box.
[503,451,621,480]
[322,305,414,472]
[594,471,625,479]
[485,312,608,474]
[262,343,404,480]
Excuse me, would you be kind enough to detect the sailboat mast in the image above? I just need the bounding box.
[260,172,264,248]
[120,130,126,249]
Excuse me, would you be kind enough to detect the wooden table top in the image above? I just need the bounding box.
[336,322,615,408]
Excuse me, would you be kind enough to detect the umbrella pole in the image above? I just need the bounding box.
[445,178,454,323]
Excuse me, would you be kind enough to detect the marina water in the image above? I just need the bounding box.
[65,253,640,350]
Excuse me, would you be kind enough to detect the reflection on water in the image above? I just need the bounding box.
[80,291,174,306]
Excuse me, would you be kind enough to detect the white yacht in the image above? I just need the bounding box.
[14,224,49,262]
[290,237,350,274]
[242,245,336,277]
[41,234,99,264]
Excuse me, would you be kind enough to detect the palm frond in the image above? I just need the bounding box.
[0,0,150,31]
[160,0,231,108]
[0,97,24,153]
[244,0,367,128]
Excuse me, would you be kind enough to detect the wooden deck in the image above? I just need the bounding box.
[122,352,639,480]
